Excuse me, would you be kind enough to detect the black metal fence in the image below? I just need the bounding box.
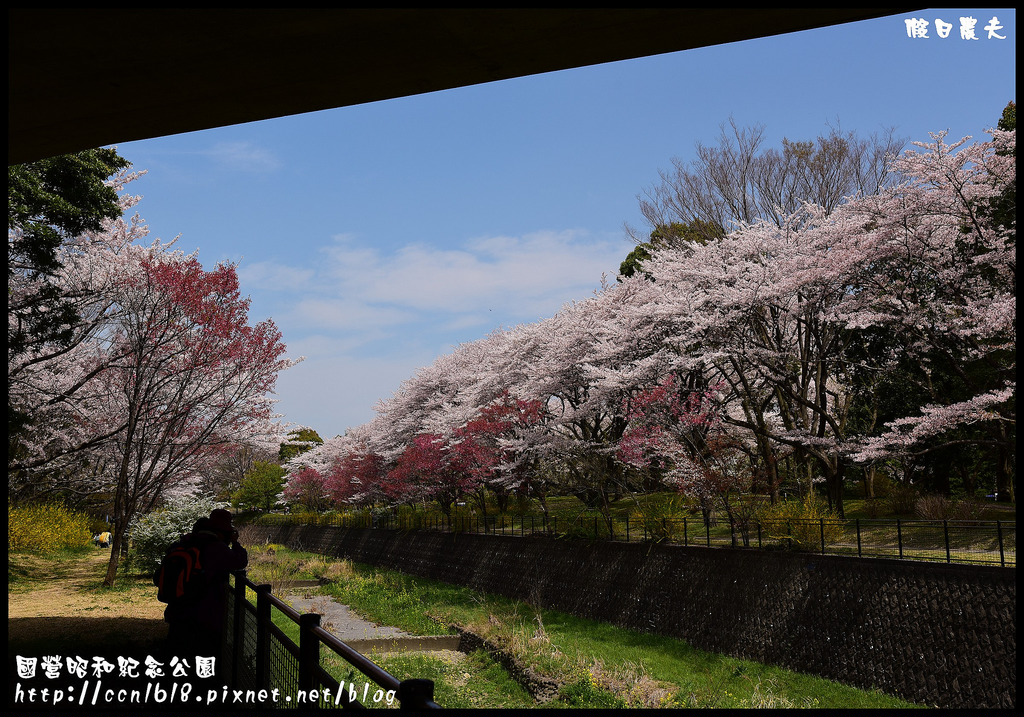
[223,570,441,710]
[258,512,1015,567]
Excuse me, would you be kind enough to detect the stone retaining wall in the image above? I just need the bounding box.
[240,524,1015,709]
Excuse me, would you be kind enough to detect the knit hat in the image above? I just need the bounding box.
[209,508,234,535]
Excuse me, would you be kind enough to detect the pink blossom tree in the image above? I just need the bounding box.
[643,209,859,514]
[384,433,476,517]
[324,441,387,507]
[282,467,332,512]
[8,170,298,585]
[641,128,1015,510]
[616,374,756,541]
[450,391,545,516]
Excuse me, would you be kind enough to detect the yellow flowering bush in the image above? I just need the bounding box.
[8,501,92,553]
[629,493,688,541]
[759,493,846,551]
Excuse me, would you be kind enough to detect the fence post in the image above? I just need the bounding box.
[255,583,273,690]
[298,612,321,694]
[820,518,825,554]
[856,519,862,558]
[230,572,247,687]
[397,678,436,710]
[997,521,1004,567]
[706,517,710,547]
[943,519,951,563]
[897,519,903,559]
[683,516,687,546]
[626,516,630,542]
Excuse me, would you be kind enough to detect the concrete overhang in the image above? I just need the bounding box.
[9,9,919,165]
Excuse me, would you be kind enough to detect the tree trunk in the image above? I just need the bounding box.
[824,459,846,518]
[103,512,132,587]
[995,442,1014,503]
[863,465,876,499]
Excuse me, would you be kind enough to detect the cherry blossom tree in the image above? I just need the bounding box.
[8,148,133,412]
[640,212,854,514]
[282,466,332,512]
[324,439,387,506]
[9,172,153,489]
[616,375,758,540]
[837,129,1015,498]
[450,390,545,515]
[9,169,299,585]
[503,296,637,527]
[384,433,477,517]
[284,125,1014,516]
[632,128,1015,513]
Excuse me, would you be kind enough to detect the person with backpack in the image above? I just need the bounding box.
[158,517,211,650]
[158,509,248,660]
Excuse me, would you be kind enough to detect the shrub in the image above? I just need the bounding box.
[629,494,688,541]
[560,516,602,540]
[864,498,883,518]
[127,496,222,572]
[914,494,950,520]
[915,494,986,521]
[759,494,845,551]
[886,484,919,516]
[9,501,92,553]
[948,499,986,521]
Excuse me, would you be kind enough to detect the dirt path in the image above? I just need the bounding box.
[8,549,167,652]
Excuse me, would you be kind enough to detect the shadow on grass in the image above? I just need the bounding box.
[9,616,168,655]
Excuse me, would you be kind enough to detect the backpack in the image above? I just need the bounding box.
[153,536,209,604]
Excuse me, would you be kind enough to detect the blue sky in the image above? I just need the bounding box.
[115,9,1016,440]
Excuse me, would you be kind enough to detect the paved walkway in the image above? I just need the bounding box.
[285,591,460,654]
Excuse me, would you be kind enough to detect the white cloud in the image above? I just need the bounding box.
[272,351,438,439]
[205,141,281,173]
[237,261,314,290]
[287,298,415,332]
[253,227,631,436]
[319,228,627,317]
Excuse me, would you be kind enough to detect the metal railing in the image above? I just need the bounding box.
[224,570,441,710]
[259,512,1015,567]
